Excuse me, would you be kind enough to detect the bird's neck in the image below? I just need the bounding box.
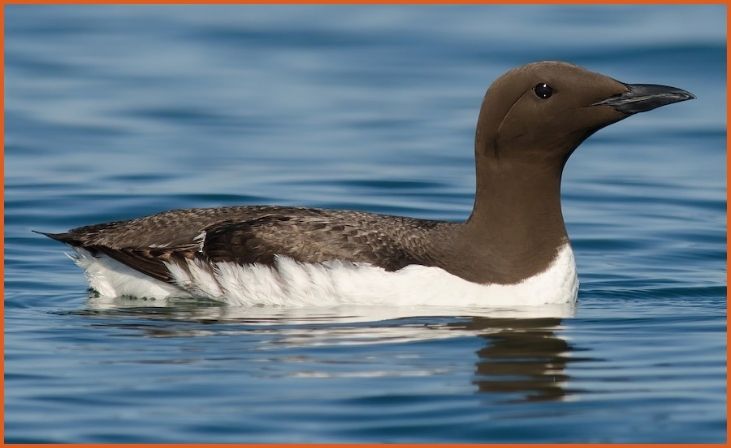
[456,156,569,283]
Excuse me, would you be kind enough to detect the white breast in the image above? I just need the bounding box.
[71,244,578,307]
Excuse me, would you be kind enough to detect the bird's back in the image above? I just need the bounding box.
[44,206,452,284]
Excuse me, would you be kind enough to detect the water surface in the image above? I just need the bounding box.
[4,5,726,443]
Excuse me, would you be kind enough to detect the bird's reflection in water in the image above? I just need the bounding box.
[449,317,580,403]
[77,296,585,402]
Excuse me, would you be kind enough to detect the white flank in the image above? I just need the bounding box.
[71,244,578,307]
[71,249,189,299]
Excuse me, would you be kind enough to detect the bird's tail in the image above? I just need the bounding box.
[32,230,79,245]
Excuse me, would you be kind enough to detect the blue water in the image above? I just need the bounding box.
[4,5,727,443]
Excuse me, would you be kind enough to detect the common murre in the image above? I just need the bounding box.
[39,61,694,307]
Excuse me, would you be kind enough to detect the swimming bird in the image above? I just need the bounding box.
[39,61,694,307]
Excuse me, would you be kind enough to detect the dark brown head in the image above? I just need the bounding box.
[475,61,695,168]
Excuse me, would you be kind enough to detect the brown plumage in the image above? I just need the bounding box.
[41,206,452,283]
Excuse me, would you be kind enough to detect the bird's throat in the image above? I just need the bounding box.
[459,159,569,283]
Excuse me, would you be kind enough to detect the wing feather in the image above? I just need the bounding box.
[39,207,447,284]
[201,215,417,271]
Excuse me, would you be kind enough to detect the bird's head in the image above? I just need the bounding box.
[475,61,694,168]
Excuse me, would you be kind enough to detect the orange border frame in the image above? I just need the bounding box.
[0,1,727,447]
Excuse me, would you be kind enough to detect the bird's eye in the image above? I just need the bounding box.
[534,83,553,99]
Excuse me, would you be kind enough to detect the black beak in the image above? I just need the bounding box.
[593,83,695,114]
